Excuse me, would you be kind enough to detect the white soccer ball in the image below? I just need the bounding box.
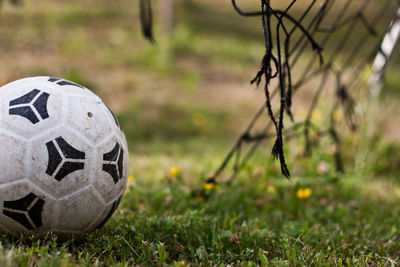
[0,76,129,236]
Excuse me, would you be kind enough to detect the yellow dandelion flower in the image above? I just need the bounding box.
[204,182,220,191]
[333,110,343,122]
[267,185,276,194]
[296,188,312,200]
[204,183,214,191]
[169,166,180,178]
[127,175,134,184]
[311,109,322,123]
[303,188,312,198]
[296,189,303,199]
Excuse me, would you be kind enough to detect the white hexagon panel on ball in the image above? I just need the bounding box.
[0,76,129,237]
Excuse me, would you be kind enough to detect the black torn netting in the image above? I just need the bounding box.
[139,0,399,184]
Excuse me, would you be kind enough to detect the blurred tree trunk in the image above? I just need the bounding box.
[159,0,174,34]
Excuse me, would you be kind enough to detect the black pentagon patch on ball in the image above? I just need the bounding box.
[102,143,124,184]
[3,193,45,231]
[95,196,122,229]
[46,137,86,181]
[48,77,84,89]
[9,89,50,124]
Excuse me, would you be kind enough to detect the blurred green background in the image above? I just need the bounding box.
[0,0,398,178]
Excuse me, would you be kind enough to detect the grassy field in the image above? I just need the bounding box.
[0,0,400,266]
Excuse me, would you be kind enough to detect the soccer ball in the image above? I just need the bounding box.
[0,76,129,236]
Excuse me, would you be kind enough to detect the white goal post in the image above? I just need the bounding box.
[370,6,400,98]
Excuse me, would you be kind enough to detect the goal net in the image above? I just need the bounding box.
[210,0,400,182]
[140,0,400,183]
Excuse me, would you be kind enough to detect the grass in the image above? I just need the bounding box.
[0,135,399,266]
[0,148,399,266]
[0,0,399,266]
